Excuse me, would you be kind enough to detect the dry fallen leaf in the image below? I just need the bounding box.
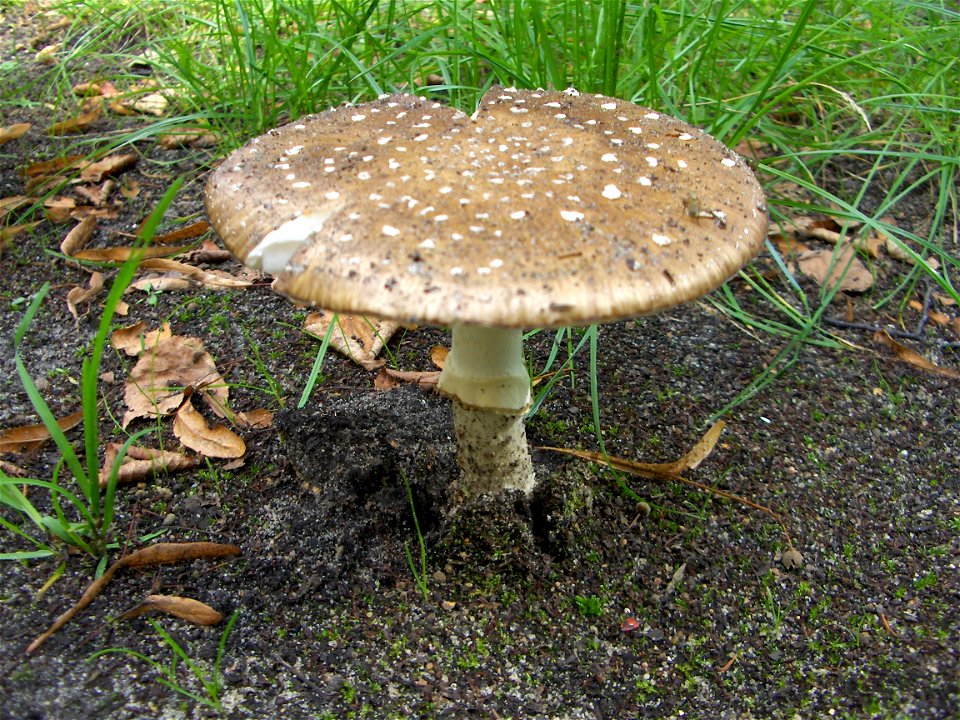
[235,408,274,429]
[540,422,797,549]
[23,155,85,179]
[137,258,253,290]
[110,321,173,356]
[874,330,960,379]
[1,195,30,219]
[75,179,115,207]
[0,410,84,454]
[374,367,441,392]
[43,196,121,224]
[131,92,169,116]
[430,346,448,369]
[159,129,221,149]
[48,104,101,135]
[99,442,200,488]
[60,216,97,256]
[173,397,246,459]
[0,459,27,477]
[26,541,241,654]
[118,595,224,625]
[72,80,120,98]
[79,153,138,183]
[186,239,233,264]
[908,299,959,336]
[0,123,31,145]
[1,221,42,249]
[121,178,141,199]
[70,244,195,262]
[122,335,228,426]
[128,275,193,293]
[538,422,727,482]
[151,220,210,246]
[66,271,105,321]
[34,43,61,64]
[795,243,873,294]
[304,311,400,370]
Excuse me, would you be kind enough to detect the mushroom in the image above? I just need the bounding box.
[205,86,767,499]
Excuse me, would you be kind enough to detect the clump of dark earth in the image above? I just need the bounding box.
[275,385,593,587]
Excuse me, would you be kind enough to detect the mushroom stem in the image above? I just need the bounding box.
[437,324,536,496]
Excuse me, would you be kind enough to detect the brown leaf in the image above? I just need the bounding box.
[48,104,101,135]
[1,221,42,247]
[186,239,233,264]
[173,398,246,459]
[235,408,274,429]
[99,442,200,488]
[1,195,30,218]
[66,271,105,320]
[43,197,120,224]
[159,129,221,149]
[908,300,958,336]
[795,244,873,294]
[43,196,77,223]
[107,99,137,117]
[0,123,31,145]
[25,542,240,654]
[152,220,210,245]
[130,92,169,117]
[128,275,193,293]
[430,346,449,369]
[70,244,195,262]
[374,367,440,392]
[0,410,84,454]
[60,216,97,256]
[304,311,400,370]
[34,43,61,64]
[110,321,172,356]
[538,423,797,549]
[79,153,138,183]
[539,421,727,481]
[72,81,120,98]
[121,179,141,199]
[23,156,85,179]
[122,335,228,426]
[75,180,115,207]
[874,330,960,379]
[118,595,224,625]
[137,258,253,289]
[0,459,27,477]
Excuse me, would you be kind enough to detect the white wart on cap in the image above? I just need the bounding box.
[205,86,768,329]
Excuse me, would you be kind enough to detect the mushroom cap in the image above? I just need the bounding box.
[205,86,767,328]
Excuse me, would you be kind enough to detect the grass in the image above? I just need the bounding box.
[88,609,240,713]
[5,0,955,419]
[0,179,183,562]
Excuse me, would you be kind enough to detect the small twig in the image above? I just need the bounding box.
[823,317,924,340]
[878,612,898,637]
[823,317,960,349]
[914,283,936,336]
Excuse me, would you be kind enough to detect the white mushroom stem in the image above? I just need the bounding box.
[436,323,536,497]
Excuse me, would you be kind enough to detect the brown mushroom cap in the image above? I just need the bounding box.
[206,86,767,328]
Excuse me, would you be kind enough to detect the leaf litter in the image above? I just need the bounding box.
[99,443,200,488]
[303,311,402,371]
[116,594,224,626]
[25,542,241,654]
[0,410,84,454]
[540,421,799,553]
